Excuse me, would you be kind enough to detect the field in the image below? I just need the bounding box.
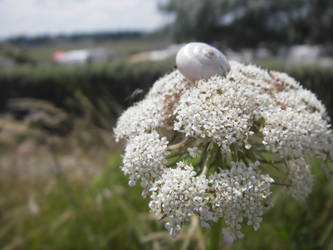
[1,37,333,250]
[1,120,333,250]
[2,35,172,64]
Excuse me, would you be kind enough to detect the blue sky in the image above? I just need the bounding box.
[0,0,172,39]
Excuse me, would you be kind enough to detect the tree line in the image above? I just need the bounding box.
[160,0,333,48]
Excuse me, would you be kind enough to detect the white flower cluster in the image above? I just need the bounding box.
[285,158,313,200]
[209,161,274,243]
[122,131,169,196]
[149,162,211,237]
[114,60,333,241]
[114,70,191,141]
[148,160,273,242]
[175,61,332,159]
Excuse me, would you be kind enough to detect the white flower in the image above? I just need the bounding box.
[208,161,274,241]
[114,70,192,141]
[122,131,168,196]
[285,158,313,200]
[174,72,258,152]
[173,61,332,157]
[187,146,201,157]
[149,162,211,237]
[114,98,166,141]
[115,57,333,242]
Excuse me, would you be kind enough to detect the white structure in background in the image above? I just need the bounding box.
[130,44,185,62]
[148,44,184,61]
[53,50,89,65]
[52,48,114,65]
[224,47,272,63]
[288,45,321,63]
[277,45,333,66]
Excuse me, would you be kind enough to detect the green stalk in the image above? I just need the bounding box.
[209,218,222,250]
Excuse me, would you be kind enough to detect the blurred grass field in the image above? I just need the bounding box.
[1,38,333,249]
[0,97,332,250]
[1,151,332,250]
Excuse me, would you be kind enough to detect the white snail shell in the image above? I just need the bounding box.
[176,42,230,82]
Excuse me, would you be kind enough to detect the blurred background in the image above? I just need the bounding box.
[0,0,333,249]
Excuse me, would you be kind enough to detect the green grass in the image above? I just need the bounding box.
[1,154,332,250]
[15,36,172,65]
[0,155,154,250]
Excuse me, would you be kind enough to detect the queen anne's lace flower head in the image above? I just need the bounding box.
[208,161,274,243]
[114,44,333,242]
[285,158,313,200]
[122,131,169,196]
[149,162,211,237]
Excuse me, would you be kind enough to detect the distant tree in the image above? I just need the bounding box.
[160,0,333,47]
[306,0,333,43]
[160,0,222,41]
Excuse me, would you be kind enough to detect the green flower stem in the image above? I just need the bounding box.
[200,151,211,176]
[166,153,187,167]
[196,142,210,171]
[167,137,192,151]
[209,218,223,250]
[200,142,218,176]
[166,150,187,159]
[246,149,257,162]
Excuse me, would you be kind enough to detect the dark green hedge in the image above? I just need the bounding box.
[0,60,174,113]
[0,60,332,118]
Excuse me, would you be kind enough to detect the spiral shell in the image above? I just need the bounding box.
[176,42,230,82]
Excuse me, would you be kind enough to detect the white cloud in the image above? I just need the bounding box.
[0,0,172,39]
